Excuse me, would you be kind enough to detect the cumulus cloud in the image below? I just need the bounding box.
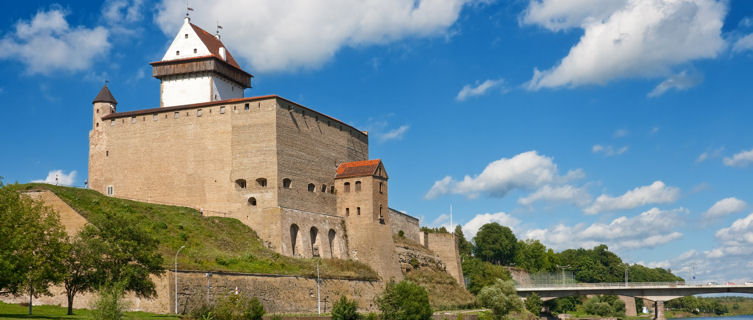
[704,197,747,218]
[584,181,680,214]
[518,184,591,207]
[592,144,628,157]
[378,125,410,142]
[33,170,77,186]
[523,0,726,91]
[425,151,584,199]
[648,70,703,97]
[155,0,473,72]
[102,0,145,36]
[462,211,521,239]
[0,8,111,74]
[526,207,686,251]
[723,148,753,167]
[456,78,506,101]
[733,33,753,53]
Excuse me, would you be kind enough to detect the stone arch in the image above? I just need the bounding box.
[290,224,301,257]
[256,178,267,187]
[235,179,247,189]
[328,229,342,259]
[308,183,315,192]
[344,182,350,192]
[355,181,362,191]
[248,197,256,206]
[310,227,320,257]
[282,178,292,189]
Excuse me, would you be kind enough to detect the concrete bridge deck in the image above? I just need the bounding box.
[516,282,753,320]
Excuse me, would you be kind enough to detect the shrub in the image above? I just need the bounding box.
[364,313,378,320]
[476,279,522,320]
[91,284,128,320]
[583,295,623,317]
[398,230,405,238]
[376,280,433,320]
[212,292,265,320]
[332,295,360,320]
[524,292,542,315]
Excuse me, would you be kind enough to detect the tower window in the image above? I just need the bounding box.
[344,182,350,192]
[153,114,158,121]
[197,109,203,117]
[330,186,335,194]
[235,179,247,189]
[282,178,292,189]
[379,182,383,193]
[248,197,257,206]
[256,178,267,187]
[355,181,362,192]
[174,112,179,119]
[345,208,350,216]
[357,207,361,216]
[245,103,250,110]
[308,183,315,192]
[184,33,188,39]
[176,50,180,55]
[193,48,197,53]
[131,117,136,123]
[106,151,109,157]
[220,106,226,114]
[321,184,327,193]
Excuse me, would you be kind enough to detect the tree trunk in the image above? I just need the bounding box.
[28,287,32,315]
[67,291,75,315]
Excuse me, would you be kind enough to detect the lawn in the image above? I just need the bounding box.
[0,301,178,319]
[7,183,378,280]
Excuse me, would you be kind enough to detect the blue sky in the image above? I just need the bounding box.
[2,0,753,282]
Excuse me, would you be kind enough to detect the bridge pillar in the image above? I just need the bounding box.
[654,300,665,320]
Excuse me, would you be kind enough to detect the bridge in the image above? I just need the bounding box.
[516,282,753,320]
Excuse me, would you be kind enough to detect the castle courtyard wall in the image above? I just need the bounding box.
[388,208,421,243]
[425,233,465,287]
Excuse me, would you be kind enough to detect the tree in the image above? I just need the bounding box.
[376,281,432,320]
[454,225,472,260]
[62,228,104,315]
[0,188,67,315]
[462,258,511,295]
[476,279,522,320]
[472,223,517,265]
[514,239,553,273]
[525,293,542,315]
[81,210,165,298]
[332,295,360,320]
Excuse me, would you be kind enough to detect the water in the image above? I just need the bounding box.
[670,315,753,320]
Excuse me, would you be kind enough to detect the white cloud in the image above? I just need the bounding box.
[592,144,628,156]
[733,33,753,53]
[526,207,685,251]
[456,78,506,101]
[425,150,584,199]
[584,180,680,214]
[523,0,726,91]
[648,70,703,97]
[33,169,77,186]
[613,128,629,138]
[723,148,753,167]
[378,125,410,142]
[704,197,747,218]
[462,211,521,239]
[518,184,591,207]
[155,0,473,72]
[696,146,724,163]
[0,8,111,75]
[102,0,145,36]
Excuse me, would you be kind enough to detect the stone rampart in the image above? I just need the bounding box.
[388,208,420,243]
[425,233,465,288]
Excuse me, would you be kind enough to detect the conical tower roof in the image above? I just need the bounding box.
[92,85,117,105]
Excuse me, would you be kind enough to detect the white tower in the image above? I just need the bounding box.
[151,17,252,107]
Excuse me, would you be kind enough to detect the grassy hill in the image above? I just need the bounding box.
[9,184,378,280]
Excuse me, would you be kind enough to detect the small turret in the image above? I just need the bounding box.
[92,85,117,130]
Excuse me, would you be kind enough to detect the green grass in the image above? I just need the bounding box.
[8,184,378,280]
[404,270,476,310]
[0,301,178,319]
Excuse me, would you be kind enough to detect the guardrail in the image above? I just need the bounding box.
[515,281,753,289]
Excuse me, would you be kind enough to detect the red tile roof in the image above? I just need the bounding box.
[335,159,384,179]
[190,23,242,70]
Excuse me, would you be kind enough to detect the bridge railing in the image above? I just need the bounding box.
[516,281,688,289]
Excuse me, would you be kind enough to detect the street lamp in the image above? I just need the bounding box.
[175,245,186,314]
[317,259,321,315]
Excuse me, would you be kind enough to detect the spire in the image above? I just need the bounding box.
[92,84,117,105]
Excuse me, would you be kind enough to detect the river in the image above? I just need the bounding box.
[670,316,753,320]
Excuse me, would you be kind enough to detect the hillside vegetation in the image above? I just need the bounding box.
[9,184,377,280]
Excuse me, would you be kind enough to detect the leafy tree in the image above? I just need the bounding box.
[462,258,511,295]
[454,225,472,260]
[476,279,522,320]
[332,295,360,320]
[472,223,517,265]
[544,296,580,314]
[0,188,67,315]
[514,239,553,273]
[63,228,103,315]
[376,280,432,320]
[583,295,624,317]
[91,281,128,320]
[525,292,542,315]
[81,210,165,298]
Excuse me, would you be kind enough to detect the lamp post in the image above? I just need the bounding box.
[317,259,321,315]
[175,245,185,314]
[624,263,629,286]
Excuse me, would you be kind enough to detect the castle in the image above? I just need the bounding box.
[88,17,462,285]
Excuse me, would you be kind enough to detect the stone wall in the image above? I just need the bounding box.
[388,208,420,243]
[425,233,465,288]
[278,207,348,259]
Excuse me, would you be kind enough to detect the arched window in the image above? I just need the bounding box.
[330,186,335,194]
[256,178,267,187]
[248,197,256,206]
[235,179,247,189]
[310,227,320,257]
[345,208,350,217]
[355,181,362,192]
[321,184,327,193]
[379,205,384,224]
[282,178,292,189]
[308,183,315,192]
[328,229,339,259]
[379,182,383,193]
[344,182,350,192]
[290,224,300,256]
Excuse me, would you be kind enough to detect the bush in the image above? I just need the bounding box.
[524,292,542,315]
[476,279,522,320]
[376,280,433,320]
[91,284,128,320]
[332,295,360,320]
[212,292,265,320]
[583,295,624,317]
[364,313,378,320]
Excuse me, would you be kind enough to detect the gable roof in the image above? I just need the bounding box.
[189,23,242,70]
[335,159,387,179]
[92,85,117,105]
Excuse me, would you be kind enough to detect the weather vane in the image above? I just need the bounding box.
[186,1,194,18]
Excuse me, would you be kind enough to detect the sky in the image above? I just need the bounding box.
[1,0,753,283]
